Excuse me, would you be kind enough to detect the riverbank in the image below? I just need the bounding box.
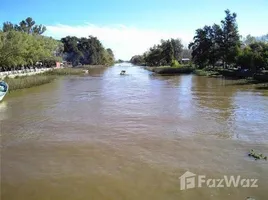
[144,65,194,74]
[0,68,52,79]
[5,75,56,91]
[195,69,268,89]
[44,68,85,76]
[145,65,268,80]
[193,69,222,77]
[193,68,268,81]
[143,66,268,89]
[4,68,86,91]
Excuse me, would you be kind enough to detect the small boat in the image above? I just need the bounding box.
[0,81,8,102]
[120,70,126,75]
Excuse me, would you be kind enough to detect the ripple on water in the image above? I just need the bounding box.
[1,66,268,200]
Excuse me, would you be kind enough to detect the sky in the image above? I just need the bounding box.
[1,0,268,60]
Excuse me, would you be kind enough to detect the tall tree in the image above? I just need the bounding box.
[171,38,183,61]
[220,9,240,67]
[189,26,212,68]
[2,17,46,35]
[189,9,240,68]
[2,22,14,32]
[244,35,257,45]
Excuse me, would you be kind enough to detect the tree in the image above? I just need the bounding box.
[32,25,47,35]
[237,42,268,71]
[133,38,183,66]
[171,38,183,61]
[2,17,46,35]
[220,9,240,67]
[189,9,240,68]
[61,35,114,66]
[160,39,174,65]
[130,55,145,65]
[181,48,192,59]
[244,35,257,45]
[0,31,62,71]
[189,26,212,68]
[208,24,222,67]
[2,22,14,32]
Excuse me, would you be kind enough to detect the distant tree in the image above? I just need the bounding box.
[160,39,174,65]
[137,38,183,66]
[170,38,183,61]
[2,22,14,32]
[220,9,241,67]
[32,25,47,35]
[181,48,192,59]
[237,42,268,71]
[105,48,115,65]
[130,55,145,65]
[2,17,46,35]
[189,9,240,68]
[256,34,268,43]
[61,35,114,66]
[244,35,257,45]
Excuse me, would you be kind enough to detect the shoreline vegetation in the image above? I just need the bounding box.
[0,16,115,92]
[130,9,268,89]
[0,17,115,70]
[144,65,194,74]
[143,65,268,88]
[4,67,102,92]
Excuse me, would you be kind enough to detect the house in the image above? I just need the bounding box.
[181,58,190,64]
[55,62,61,68]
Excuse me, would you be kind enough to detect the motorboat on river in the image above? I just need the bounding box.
[0,81,8,102]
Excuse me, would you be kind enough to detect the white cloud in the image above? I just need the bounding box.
[45,24,193,60]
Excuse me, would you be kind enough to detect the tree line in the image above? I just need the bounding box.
[189,9,268,72]
[130,38,191,67]
[0,17,115,72]
[61,36,114,66]
[130,10,268,73]
[0,17,63,71]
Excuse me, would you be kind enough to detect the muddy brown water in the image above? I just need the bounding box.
[1,64,268,200]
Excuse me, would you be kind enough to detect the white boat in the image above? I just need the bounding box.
[120,70,126,75]
[0,81,8,102]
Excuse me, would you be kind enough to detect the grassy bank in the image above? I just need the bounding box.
[193,69,221,77]
[5,75,56,91]
[145,65,194,74]
[44,68,85,76]
[77,65,108,69]
[4,68,86,91]
[255,84,268,90]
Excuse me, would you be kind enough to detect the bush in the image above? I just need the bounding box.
[171,59,181,68]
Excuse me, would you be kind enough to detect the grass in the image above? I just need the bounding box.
[145,65,194,74]
[77,65,108,69]
[44,68,85,76]
[193,69,221,77]
[5,75,56,91]
[4,68,87,91]
[255,83,268,90]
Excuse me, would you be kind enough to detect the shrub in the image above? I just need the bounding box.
[171,59,181,68]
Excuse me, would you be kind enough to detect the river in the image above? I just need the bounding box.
[1,64,268,200]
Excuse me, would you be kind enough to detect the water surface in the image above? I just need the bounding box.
[1,64,268,200]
